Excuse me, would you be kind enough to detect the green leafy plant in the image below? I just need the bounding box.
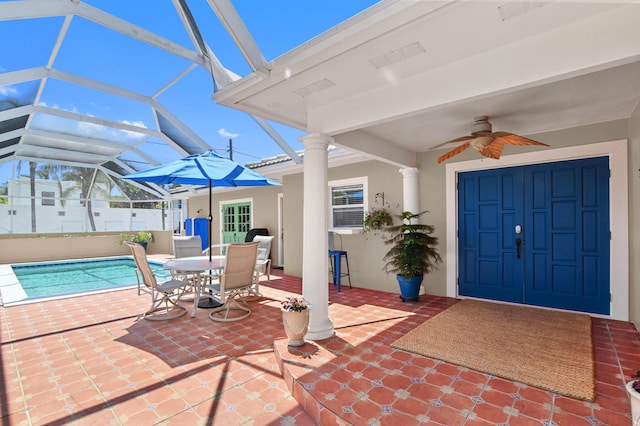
[382,211,442,278]
[118,231,155,245]
[363,207,393,232]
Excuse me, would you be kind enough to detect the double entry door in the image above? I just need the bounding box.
[457,157,610,315]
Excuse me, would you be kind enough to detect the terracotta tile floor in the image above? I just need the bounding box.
[1,267,639,425]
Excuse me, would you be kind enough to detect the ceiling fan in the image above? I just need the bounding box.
[436,116,549,164]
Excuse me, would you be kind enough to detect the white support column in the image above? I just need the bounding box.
[301,133,335,340]
[400,167,420,215]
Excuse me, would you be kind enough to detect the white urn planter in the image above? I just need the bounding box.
[281,309,310,347]
[627,381,640,425]
[281,296,310,347]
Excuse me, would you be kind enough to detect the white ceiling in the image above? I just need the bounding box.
[215,1,640,167]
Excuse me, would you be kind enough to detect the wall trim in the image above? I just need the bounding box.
[277,192,284,267]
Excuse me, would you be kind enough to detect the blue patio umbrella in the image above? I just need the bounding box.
[123,151,280,253]
[123,150,280,187]
[124,151,281,308]
[123,150,280,259]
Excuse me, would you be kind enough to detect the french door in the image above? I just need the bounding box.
[457,157,610,314]
[221,201,251,245]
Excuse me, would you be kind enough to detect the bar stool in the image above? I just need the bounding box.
[328,231,352,292]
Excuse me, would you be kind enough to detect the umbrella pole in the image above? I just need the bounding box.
[198,180,222,309]
[208,181,212,263]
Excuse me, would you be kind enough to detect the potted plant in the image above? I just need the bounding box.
[281,296,310,347]
[118,231,155,250]
[382,211,442,301]
[364,207,393,233]
[627,371,640,424]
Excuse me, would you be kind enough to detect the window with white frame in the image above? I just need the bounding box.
[329,177,367,229]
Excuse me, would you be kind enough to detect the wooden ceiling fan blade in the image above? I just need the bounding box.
[435,118,550,164]
[430,135,473,151]
[437,141,470,163]
[493,132,549,147]
[480,140,505,159]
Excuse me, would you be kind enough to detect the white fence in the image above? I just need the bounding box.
[0,203,180,234]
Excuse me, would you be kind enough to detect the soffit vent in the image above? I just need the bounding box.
[498,0,547,21]
[369,42,425,69]
[293,79,336,97]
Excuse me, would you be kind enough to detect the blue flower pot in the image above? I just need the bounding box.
[396,274,423,302]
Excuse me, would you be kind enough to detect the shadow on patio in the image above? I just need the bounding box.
[1,270,637,425]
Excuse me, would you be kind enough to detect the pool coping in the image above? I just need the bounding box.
[0,264,27,305]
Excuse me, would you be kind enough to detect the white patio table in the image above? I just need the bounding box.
[164,255,225,317]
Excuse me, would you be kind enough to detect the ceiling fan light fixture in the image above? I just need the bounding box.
[436,115,549,164]
[471,116,492,135]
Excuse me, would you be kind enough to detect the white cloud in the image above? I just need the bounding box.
[0,85,19,97]
[76,120,147,141]
[30,111,147,142]
[122,120,148,129]
[218,128,239,138]
[38,102,82,113]
[36,104,148,136]
[30,99,150,142]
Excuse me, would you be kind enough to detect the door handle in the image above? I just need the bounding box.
[516,238,523,259]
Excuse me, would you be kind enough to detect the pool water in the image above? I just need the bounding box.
[7,257,164,301]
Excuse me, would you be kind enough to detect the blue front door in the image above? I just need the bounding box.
[458,157,610,314]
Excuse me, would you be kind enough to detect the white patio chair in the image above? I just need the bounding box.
[172,235,203,258]
[127,242,191,321]
[208,242,259,322]
[253,235,274,281]
[247,235,275,299]
[171,235,208,299]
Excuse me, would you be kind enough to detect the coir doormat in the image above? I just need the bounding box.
[391,299,594,401]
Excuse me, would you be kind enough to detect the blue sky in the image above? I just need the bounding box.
[0,0,378,186]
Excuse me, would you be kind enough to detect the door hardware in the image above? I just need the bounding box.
[516,238,523,259]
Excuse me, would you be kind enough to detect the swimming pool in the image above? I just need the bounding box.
[0,257,165,306]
